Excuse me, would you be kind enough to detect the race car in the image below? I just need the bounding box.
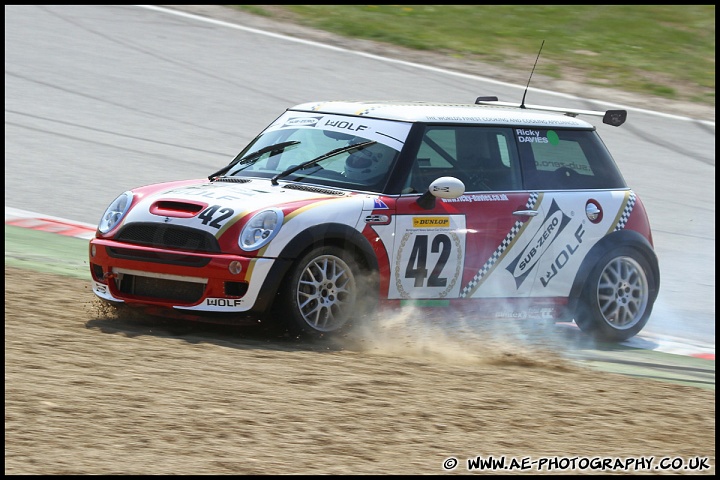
[89,98,660,341]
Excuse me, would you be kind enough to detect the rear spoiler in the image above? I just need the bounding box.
[474,96,627,127]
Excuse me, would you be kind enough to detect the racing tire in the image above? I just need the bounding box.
[574,247,656,342]
[280,246,370,339]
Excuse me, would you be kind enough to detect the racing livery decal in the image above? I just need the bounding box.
[261,196,366,258]
[538,222,586,288]
[611,190,636,232]
[268,111,411,152]
[196,204,239,237]
[281,116,324,128]
[459,192,540,298]
[372,197,389,209]
[506,198,571,288]
[391,214,466,299]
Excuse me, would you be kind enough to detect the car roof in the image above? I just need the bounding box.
[289,100,596,129]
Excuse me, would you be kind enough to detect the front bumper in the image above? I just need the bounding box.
[89,238,284,315]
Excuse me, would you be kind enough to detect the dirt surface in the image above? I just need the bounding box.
[4,266,716,475]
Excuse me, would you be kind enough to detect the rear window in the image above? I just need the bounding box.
[516,128,627,190]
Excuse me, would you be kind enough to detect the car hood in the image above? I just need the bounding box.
[118,178,368,236]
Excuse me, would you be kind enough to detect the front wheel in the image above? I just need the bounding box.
[574,247,656,342]
[280,246,368,339]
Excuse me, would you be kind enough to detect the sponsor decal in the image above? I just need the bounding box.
[516,129,560,145]
[497,307,555,319]
[205,298,243,307]
[412,216,450,228]
[282,116,323,128]
[269,112,411,151]
[163,184,248,200]
[425,116,577,126]
[322,119,370,133]
[495,311,528,319]
[493,307,554,320]
[539,223,585,288]
[506,199,570,288]
[442,193,509,203]
[517,128,548,143]
[373,198,389,209]
[535,160,591,173]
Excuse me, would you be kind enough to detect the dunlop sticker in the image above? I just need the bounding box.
[412,216,450,228]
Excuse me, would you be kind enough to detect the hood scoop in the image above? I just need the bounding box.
[150,200,206,218]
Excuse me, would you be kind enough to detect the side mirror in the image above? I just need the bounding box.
[417,176,465,209]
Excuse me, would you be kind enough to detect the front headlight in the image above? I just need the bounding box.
[98,191,133,234]
[239,208,284,251]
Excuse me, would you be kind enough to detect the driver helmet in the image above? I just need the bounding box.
[344,142,395,181]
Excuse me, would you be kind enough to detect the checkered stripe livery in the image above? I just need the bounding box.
[614,191,636,231]
[460,192,540,298]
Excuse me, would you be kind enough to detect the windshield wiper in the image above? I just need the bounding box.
[270,140,376,186]
[208,140,300,181]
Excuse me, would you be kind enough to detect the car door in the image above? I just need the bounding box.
[386,125,546,301]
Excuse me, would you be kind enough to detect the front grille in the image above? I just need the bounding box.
[107,247,211,267]
[118,274,205,303]
[115,223,220,253]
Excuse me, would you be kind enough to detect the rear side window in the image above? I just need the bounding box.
[516,128,627,190]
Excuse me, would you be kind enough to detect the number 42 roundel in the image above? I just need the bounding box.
[390,215,466,299]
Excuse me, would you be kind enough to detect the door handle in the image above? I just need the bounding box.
[513,209,539,216]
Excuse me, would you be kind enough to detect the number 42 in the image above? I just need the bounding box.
[198,205,234,229]
[404,234,451,287]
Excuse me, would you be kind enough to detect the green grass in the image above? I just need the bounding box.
[233,5,715,106]
[5,225,91,280]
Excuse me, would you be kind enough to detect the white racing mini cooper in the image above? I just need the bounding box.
[89,97,659,341]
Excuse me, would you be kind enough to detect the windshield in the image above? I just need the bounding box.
[224,111,412,192]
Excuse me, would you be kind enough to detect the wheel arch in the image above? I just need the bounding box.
[252,223,379,313]
[567,229,660,313]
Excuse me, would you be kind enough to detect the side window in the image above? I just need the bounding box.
[416,128,457,168]
[455,128,522,191]
[404,126,522,193]
[516,128,627,190]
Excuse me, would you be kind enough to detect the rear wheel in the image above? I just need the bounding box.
[281,246,367,339]
[574,247,656,342]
